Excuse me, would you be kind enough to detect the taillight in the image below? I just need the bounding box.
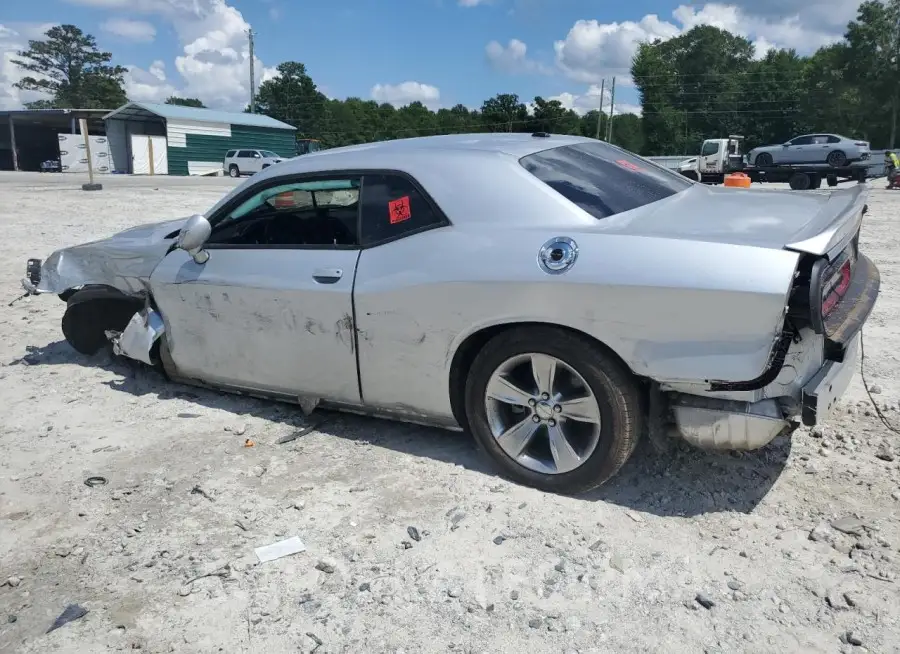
[822,259,852,317]
[854,142,869,148]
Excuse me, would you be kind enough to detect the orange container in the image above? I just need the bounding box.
[724,172,751,188]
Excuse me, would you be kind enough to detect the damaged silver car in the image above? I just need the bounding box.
[21,133,880,494]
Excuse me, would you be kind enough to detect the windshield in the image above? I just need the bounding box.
[520,141,692,220]
[260,151,279,158]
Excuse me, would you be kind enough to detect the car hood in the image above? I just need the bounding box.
[603,183,866,256]
[33,216,191,295]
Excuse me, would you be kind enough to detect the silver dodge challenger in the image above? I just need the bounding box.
[21,133,880,494]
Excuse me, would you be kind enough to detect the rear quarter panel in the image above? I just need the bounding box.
[353,225,800,423]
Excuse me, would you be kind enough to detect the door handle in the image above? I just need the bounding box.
[312,268,343,284]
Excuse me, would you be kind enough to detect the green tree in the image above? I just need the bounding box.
[13,24,127,109]
[165,96,205,108]
[844,0,900,146]
[529,96,581,134]
[253,61,328,139]
[480,93,528,132]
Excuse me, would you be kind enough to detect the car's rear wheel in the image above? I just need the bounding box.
[827,150,847,167]
[228,164,240,178]
[464,327,642,495]
[755,152,773,167]
[61,289,141,355]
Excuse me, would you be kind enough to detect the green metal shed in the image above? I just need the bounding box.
[103,102,297,176]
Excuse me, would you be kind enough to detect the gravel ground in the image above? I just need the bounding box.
[1,172,899,654]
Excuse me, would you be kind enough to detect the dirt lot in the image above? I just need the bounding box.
[1,171,899,654]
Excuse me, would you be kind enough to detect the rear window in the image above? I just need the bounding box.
[519,142,692,220]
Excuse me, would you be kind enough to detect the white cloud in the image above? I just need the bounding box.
[0,24,52,109]
[61,0,276,109]
[533,84,641,117]
[101,18,157,42]
[458,0,490,6]
[371,81,441,109]
[553,16,680,84]
[124,59,177,102]
[514,2,863,86]
[485,39,549,74]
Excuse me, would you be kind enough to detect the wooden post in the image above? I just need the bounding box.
[79,118,102,191]
[148,137,155,176]
[8,116,18,171]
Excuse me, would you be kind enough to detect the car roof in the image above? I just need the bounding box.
[276,132,594,173]
[206,133,604,227]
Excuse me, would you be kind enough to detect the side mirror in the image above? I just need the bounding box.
[782,142,791,147]
[176,214,211,264]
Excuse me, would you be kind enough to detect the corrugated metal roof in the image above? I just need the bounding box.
[103,102,296,130]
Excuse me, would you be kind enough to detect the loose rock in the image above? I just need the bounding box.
[315,560,336,574]
[695,593,715,610]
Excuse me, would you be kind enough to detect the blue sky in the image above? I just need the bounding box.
[0,0,863,114]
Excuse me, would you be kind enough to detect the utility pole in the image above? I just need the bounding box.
[606,76,616,143]
[247,28,256,113]
[594,78,606,140]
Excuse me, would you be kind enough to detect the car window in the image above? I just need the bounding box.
[519,141,692,220]
[811,135,829,144]
[700,141,720,156]
[207,178,361,248]
[225,150,236,158]
[237,150,254,158]
[790,136,814,146]
[827,135,841,144]
[260,151,278,158]
[359,174,446,245]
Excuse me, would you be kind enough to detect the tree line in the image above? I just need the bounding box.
[12,1,900,157]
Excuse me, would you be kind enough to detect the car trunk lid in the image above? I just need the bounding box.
[606,183,867,258]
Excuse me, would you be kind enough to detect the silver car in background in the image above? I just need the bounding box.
[21,133,879,494]
[223,148,287,177]
[749,133,870,168]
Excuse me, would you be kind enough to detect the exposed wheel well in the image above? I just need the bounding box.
[448,321,636,430]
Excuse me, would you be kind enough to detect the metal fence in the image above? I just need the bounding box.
[646,151,888,178]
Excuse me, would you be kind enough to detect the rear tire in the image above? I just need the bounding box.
[755,152,773,167]
[789,172,811,190]
[228,165,240,178]
[463,327,643,495]
[827,150,847,167]
[61,291,141,355]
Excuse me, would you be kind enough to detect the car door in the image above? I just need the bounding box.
[809,135,831,163]
[353,173,454,422]
[697,140,720,174]
[236,150,257,173]
[148,175,363,404]
[783,136,813,163]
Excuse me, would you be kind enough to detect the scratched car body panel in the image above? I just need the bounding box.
[22,133,880,493]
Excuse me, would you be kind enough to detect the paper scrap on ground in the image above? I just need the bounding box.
[254,536,307,563]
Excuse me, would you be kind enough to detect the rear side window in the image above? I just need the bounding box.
[360,174,446,245]
[225,150,236,158]
[827,135,841,144]
[520,142,692,220]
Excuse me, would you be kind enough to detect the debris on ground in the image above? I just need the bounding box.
[254,536,307,563]
[46,604,88,633]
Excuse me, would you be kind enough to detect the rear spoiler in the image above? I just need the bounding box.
[784,184,868,260]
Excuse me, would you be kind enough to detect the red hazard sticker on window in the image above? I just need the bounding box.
[616,159,643,172]
[388,196,411,224]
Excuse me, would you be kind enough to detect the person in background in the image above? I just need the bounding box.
[886,151,900,189]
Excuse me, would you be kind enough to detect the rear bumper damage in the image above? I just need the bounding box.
[670,253,878,451]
